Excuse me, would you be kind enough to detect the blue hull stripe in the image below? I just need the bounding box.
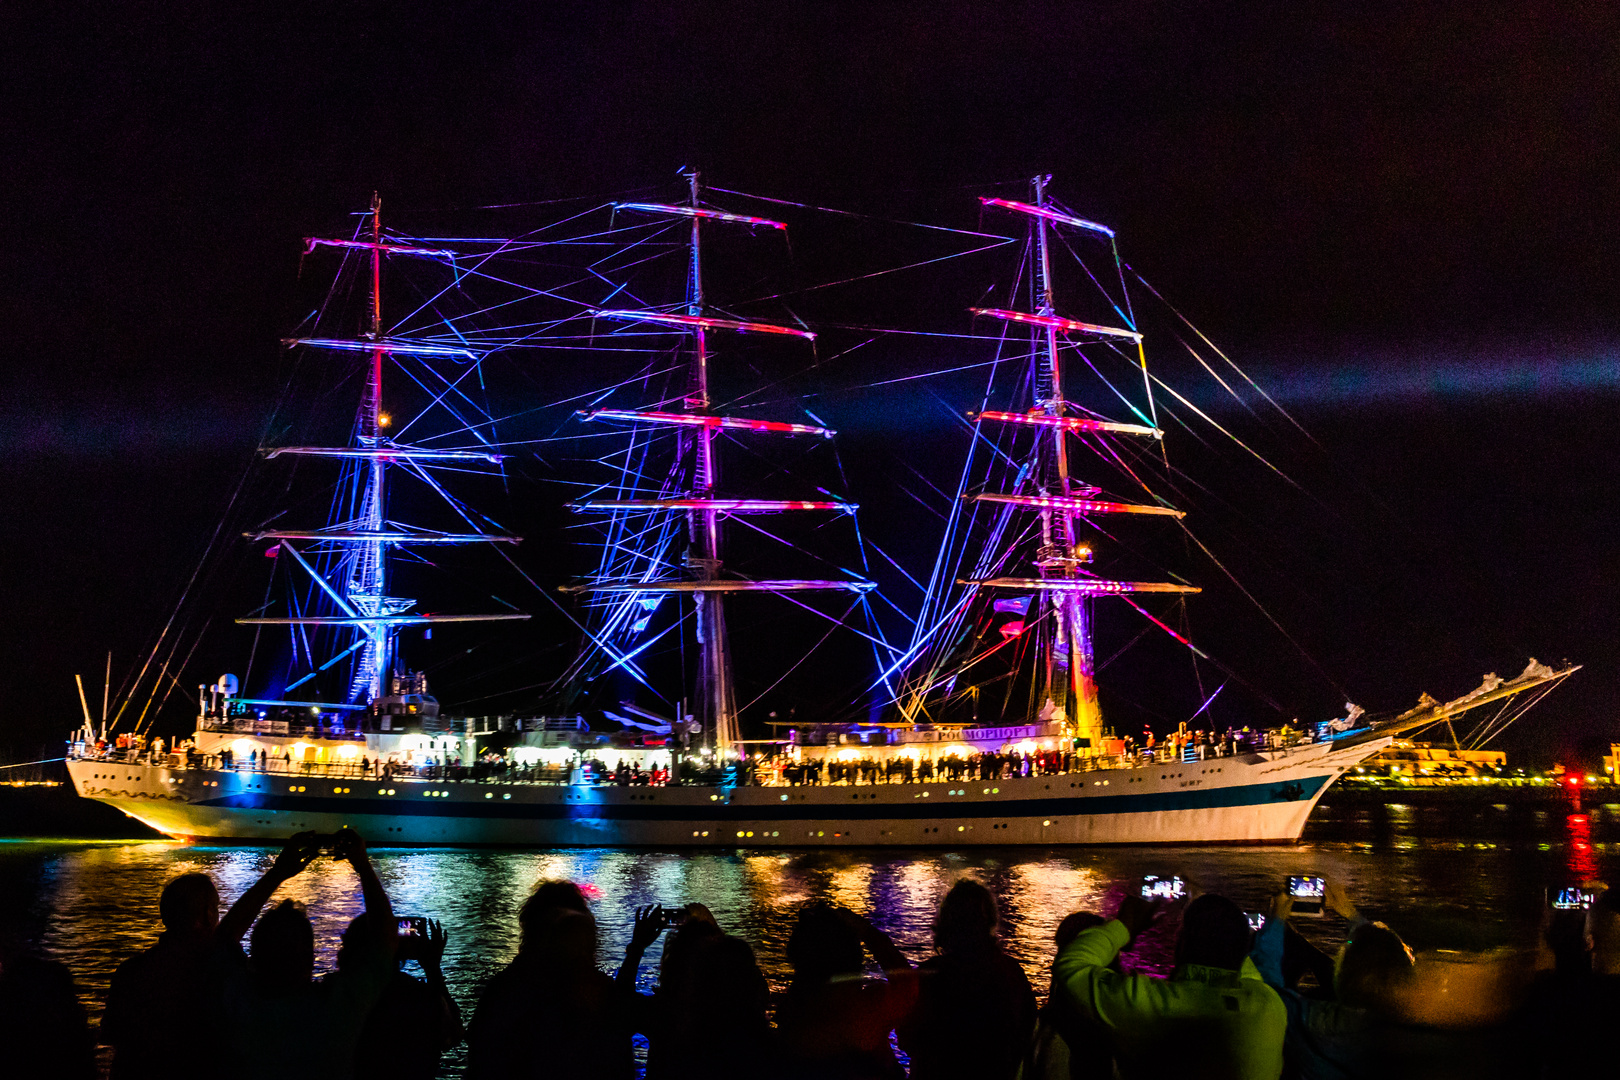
[199,776,1332,821]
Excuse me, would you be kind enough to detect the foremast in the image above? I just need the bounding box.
[239,195,527,711]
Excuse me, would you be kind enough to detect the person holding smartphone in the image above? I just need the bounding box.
[212,829,398,1080]
[1050,890,1285,1080]
[334,914,461,1080]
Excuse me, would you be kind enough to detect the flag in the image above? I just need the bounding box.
[263,544,280,558]
[998,620,1026,639]
[993,595,1031,616]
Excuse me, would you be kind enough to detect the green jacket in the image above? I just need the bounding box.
[1051,919,1286,1080]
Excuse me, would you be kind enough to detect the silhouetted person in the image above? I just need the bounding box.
[1052,892,1286,1080]
[775,903,917,1080]
[649,906,775,1080]
[1257,880,1521,1080]
[1025,912,1113,1080]
[0,909,94,1080]
[339,915,462,1080]
[214,829,398,1080]
[467,880,650,1080]
[104,872,220,1080]
[898,878,1036,1080]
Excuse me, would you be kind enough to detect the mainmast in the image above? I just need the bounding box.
[352,192,390,702]
[682,169,738,752]
[567,178,873,757]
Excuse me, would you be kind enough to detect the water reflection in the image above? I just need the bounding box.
[3,804,1617,1077]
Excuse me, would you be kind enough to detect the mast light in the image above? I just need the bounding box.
[963,577,1200,595]
[263,446,506,463]
[304,237,462,258]
[614,203,789,230]
[579,409,834,438]
[284,338,481,359]
[591,310,815,340]
[560,579,876,594]
[970,308,1142,342]
[979,197,1116,238]
[973,411,1161,439]
[967,493,1184,518]
[570,499,856,514]
[248,529,521,544]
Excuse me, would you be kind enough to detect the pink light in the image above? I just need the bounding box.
[979,197,1115,238]
[614,203,789,230]
[965,577,1201,595]
[592,309,815,340]
[970,308,1141,342]
[974,410,1160,438]
[303,237,460,258]
[998,620,1026,639]
[571,499,854,514]
[968,493,1183,518]
[562,579,875,594]
[578,409,834,438]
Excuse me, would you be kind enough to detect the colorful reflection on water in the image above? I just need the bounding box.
[4,802,1619,1076]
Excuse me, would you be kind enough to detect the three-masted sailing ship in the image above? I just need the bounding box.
[65,179,1573,845]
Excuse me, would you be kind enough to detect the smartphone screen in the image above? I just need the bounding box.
[1288,875,1326,915]
[397,916,426,937]
[1246,912,1266,931]
[1549,887,1594,911]
[1141,875,1186,901]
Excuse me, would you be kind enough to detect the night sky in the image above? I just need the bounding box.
[6,2,1620,767]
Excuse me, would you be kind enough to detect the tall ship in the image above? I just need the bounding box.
[65,179,1574,845]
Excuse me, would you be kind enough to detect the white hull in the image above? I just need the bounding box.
[67,739,1387,847]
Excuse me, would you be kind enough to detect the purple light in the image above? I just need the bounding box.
[571,498,855,514]
[974,410,1160,438]
[591,310,815,340]
[964,577,1200,595]
[579,409,834,438]
[614,203,789,231]
[967,493,1183,518]
[304,237,461,258]
[561,579,875,594]
[979,197,1115,238]
[970,308,1141,342]
[283,337,480,359]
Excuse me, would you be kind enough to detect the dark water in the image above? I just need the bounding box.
[2,801,1615,1076]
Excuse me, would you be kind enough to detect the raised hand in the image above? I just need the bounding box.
[419,918,448,974]
[1115,893,1162,942]
[332,826,367,866]
[1268,890,1295,921]
[630,905,667,952]
[268,832,321,883]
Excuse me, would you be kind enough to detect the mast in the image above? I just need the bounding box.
[683,170,739,753]
[241,197,530,708]
[352,192,391,702]
[1028,174,1100,749]
[567,181,873,759]
[931,178,1196,752]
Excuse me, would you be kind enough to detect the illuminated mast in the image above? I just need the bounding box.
[567,174,873,755]
[966,177,1196,750]
[241,195,528,706]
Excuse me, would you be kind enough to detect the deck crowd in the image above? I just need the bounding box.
[0,828,1611,1079]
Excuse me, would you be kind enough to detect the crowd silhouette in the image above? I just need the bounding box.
[1,829,1612,1079]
